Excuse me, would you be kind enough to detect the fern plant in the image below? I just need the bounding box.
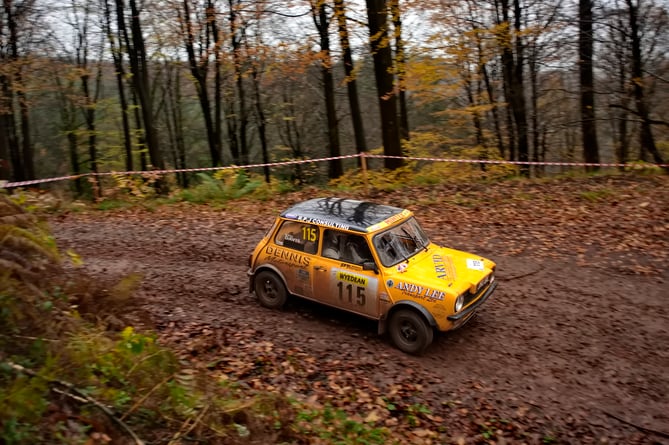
[0,195,64,343]
[0,196,60,287]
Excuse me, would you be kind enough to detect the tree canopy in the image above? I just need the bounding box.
[0,0,667,189]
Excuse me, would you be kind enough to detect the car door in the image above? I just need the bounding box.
[312,230,380,318]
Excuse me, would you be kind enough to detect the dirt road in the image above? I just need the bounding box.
[49,176,669,443]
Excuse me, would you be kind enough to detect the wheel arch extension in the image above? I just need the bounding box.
[249,265,288,294]
[378,300,437,335]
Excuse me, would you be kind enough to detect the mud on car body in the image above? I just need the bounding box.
[248,197,497,354]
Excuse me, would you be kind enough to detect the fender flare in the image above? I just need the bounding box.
[378,300,437,335]
[249,265,289,294]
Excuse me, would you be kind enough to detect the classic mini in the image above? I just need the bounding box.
[248,197,497,354]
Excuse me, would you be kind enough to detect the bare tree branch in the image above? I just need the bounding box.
[608,104,669,127]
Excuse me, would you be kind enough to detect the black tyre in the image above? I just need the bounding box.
[389,309,434,355]
[254,270,288,309]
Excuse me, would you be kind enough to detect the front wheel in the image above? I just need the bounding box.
[254,271,288,309]
[389,309,434,355]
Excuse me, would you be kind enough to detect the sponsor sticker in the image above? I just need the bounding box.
[336,271,368,287]
[297,269,310,281]
[265,245,311,267]
[466,259,485,271]
[394,281,445,301]
[432,254,456,280]
[296,215,350,230]
[366,209,412,232]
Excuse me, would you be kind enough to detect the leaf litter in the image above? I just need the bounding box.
[50,174,669,444]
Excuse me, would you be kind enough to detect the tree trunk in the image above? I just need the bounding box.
[229,0,250,166]
[129,87,148,172]
[1,77,23,182]
[579,0,600,171]
[210,0,223,168]
[615,57,630,168]
[16,86,33,180]
[334,0,367,165]
[463,69,484,146]
[251,64,270,183]
[389,0,409,141]
[83,72,99,183]
[366,0,403,170]
[0,70,10,181]
[173,65,187,187]
[529,45,543,176]
[125,0,165,176]
[612,11,630,169]
[104,0,133,172]
[626,0,665,168]
[280,90,305,185]
[477,28,505,159]
[180,0,221,167]
[163,60,187,187]
[495,1,515,162]
[0,84,11,181]
[498,0,529,176]
[225,0,240,164]
[53,70,83,194]
[512,0,529,176]
[77,20,102,184]
[3,1,29,182]
[66,131,83,195]
[312,0,342,179]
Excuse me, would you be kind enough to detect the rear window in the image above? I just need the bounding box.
[274,220,319,254]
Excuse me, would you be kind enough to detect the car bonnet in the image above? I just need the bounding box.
[386,244,494,297]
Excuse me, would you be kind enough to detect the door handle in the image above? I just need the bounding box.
[314,266,327,271]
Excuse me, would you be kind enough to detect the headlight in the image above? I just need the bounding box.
[454,294,465,312]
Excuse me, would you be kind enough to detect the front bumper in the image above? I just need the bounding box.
[447,281,498,322]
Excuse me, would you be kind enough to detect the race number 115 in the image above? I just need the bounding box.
[337,282,365,305]
[302,226,317,242]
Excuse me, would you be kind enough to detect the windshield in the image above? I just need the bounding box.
[372,217,430,267]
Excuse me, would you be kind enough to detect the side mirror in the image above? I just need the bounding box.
[362,261,379,274]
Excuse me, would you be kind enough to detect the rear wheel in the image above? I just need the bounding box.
[254,271,287,309]
[389,309,434,355]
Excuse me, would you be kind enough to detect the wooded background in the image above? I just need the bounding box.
[0,0,667,192]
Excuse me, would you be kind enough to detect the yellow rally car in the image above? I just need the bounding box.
[248,197,497,354]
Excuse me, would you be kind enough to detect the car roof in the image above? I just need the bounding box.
[281,197,411,233]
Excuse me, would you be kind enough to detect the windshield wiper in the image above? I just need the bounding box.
[406,227,429,252]
[401,228,424,253]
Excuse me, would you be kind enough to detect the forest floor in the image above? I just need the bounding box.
[48,174,669,444]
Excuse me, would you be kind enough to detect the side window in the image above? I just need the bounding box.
[322,230,373,265]
[322,229,343,260]
[274,221,319,254]
[344,235,374,265]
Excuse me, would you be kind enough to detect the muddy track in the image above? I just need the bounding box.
[49,180,669,443]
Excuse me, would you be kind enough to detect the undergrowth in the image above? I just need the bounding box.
[0,193,386,444]
[329,144,517,192]
[6,147,665,214]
